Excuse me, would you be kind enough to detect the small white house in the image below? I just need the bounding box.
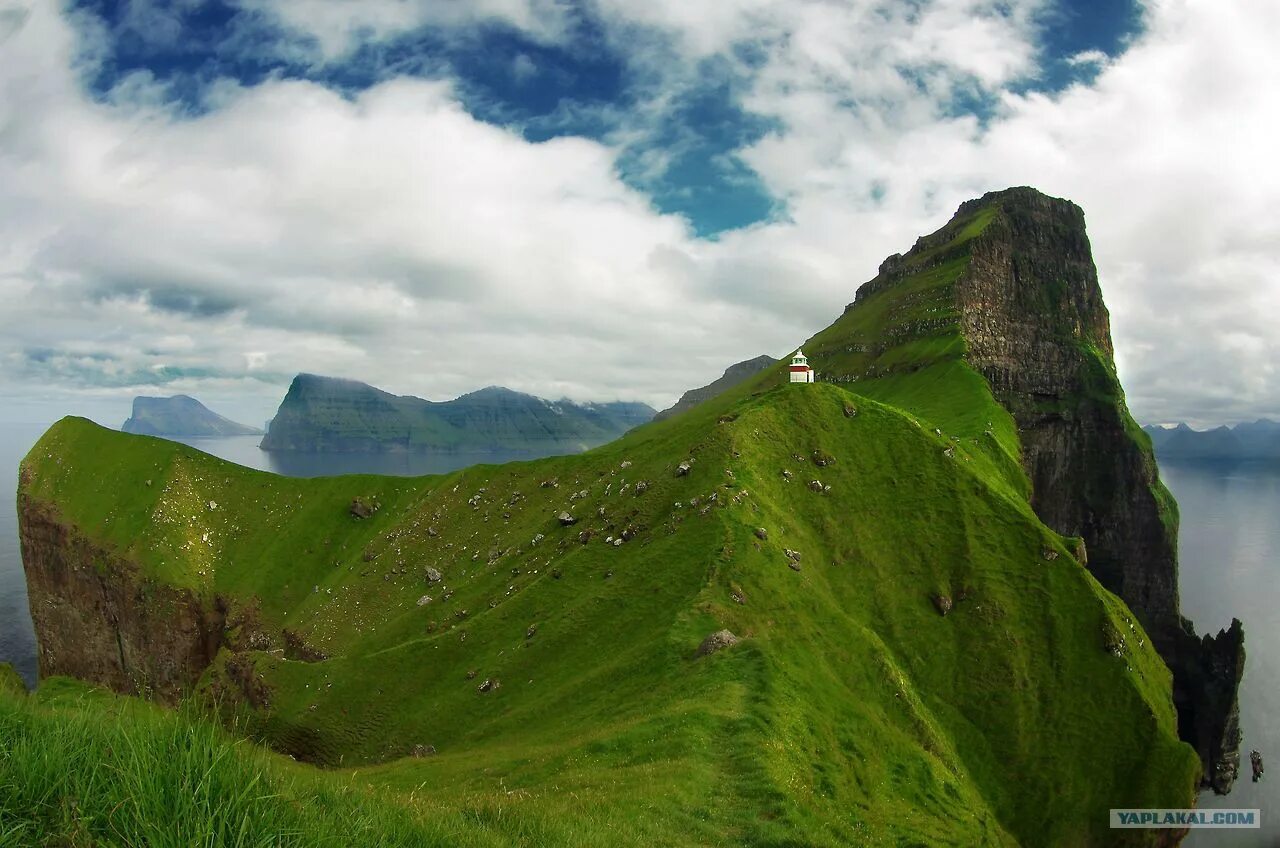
[789,350,816,383]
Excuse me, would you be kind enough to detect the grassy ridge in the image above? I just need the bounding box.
[14,375,1198,845]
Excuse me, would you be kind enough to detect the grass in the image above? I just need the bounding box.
[13,380,1199,846]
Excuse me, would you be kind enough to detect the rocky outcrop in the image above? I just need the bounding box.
[850,186,1245,793]
[18,497,223,702]
[654,355,776,421]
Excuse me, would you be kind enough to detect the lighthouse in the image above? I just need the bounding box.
[789,350,816,383]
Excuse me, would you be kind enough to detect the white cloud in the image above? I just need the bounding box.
[0,0,1277,432]
[235,0,575,61]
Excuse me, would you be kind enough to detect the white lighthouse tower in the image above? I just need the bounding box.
[789,350,816,383]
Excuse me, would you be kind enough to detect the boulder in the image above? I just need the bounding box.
[932,594,953,616]
[696,629,740,656]
[558,512,577,526]
[676,462,692,477]
[349,498,375,519]
[424,567,443,584]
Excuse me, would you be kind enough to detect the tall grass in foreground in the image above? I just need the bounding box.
[0,689,482,848]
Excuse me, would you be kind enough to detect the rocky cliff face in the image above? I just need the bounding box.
[18,492,223,702]
[850,187,1246,793]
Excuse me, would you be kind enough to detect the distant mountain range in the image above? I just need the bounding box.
[121,395,262,438]
[259,374,655,453]
[1144,419,1280,460]
[653,355,776,421]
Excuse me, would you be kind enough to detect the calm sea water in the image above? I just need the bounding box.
[1168,460,1279,848]
[0,427,1274,840]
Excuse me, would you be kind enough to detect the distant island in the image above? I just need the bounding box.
[653,355,776,421]
[121,395,262,438]
[260,374,655,453]
[1144,419,1280,461]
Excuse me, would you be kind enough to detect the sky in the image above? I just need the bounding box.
[0,0,1276,430]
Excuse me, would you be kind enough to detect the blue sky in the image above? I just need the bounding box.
[72,0,1143,236]
[0,0,1277,428]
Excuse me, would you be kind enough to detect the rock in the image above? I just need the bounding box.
[427,526,438,537]
[466,669,478,679]
[207,500,217,511]
[526,624,538,639]
[349,498,375,519]
[1069,537,1088,565]
[676,462,692,477]
[781,469,793,481]
[787,560,802,572]
[1102,621,1127,657]
[558,512,577,526]
[932,594,953,616]
[634,481,648,495]
[753,527,768,541]
[540,479,558,489]
[1042,547,1059,561]
[730,590,746,605]
[424,567,443,584]
[942,446,955,459]
[477,678,501,693]
[417,595,432,606]
[811,450,835,467]
[612,538,623,547]
[578,530,593,544]
[410,744,436,758]
[620,460,632,469]
[531,533,545,545]
[842,402,858,418]
[808,480,823,492]
[696,629,739,656]
[784,548,801,562]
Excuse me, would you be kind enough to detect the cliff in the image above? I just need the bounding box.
[260,375,654,453]
[18,485,223,702]
[653,355,776,421]
[121,395,262,438]
[805,186,1245,793]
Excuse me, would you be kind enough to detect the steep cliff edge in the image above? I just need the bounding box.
[18,494,223,702]
[806,186,1245,793]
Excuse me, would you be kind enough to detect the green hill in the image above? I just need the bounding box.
[9,188,1227,846]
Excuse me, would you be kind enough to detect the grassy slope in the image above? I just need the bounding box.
[14,367,1197,845]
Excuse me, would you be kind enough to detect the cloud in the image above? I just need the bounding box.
[0,0,1277,432]
[234,0,576,62]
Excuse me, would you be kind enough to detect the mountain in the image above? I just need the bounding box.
[798,186,1243,793]
[653,355,776,421]
[121,395,262,437]
[13,188,1235,845]
[1145,419,1280,461]
[260,375,655,454]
